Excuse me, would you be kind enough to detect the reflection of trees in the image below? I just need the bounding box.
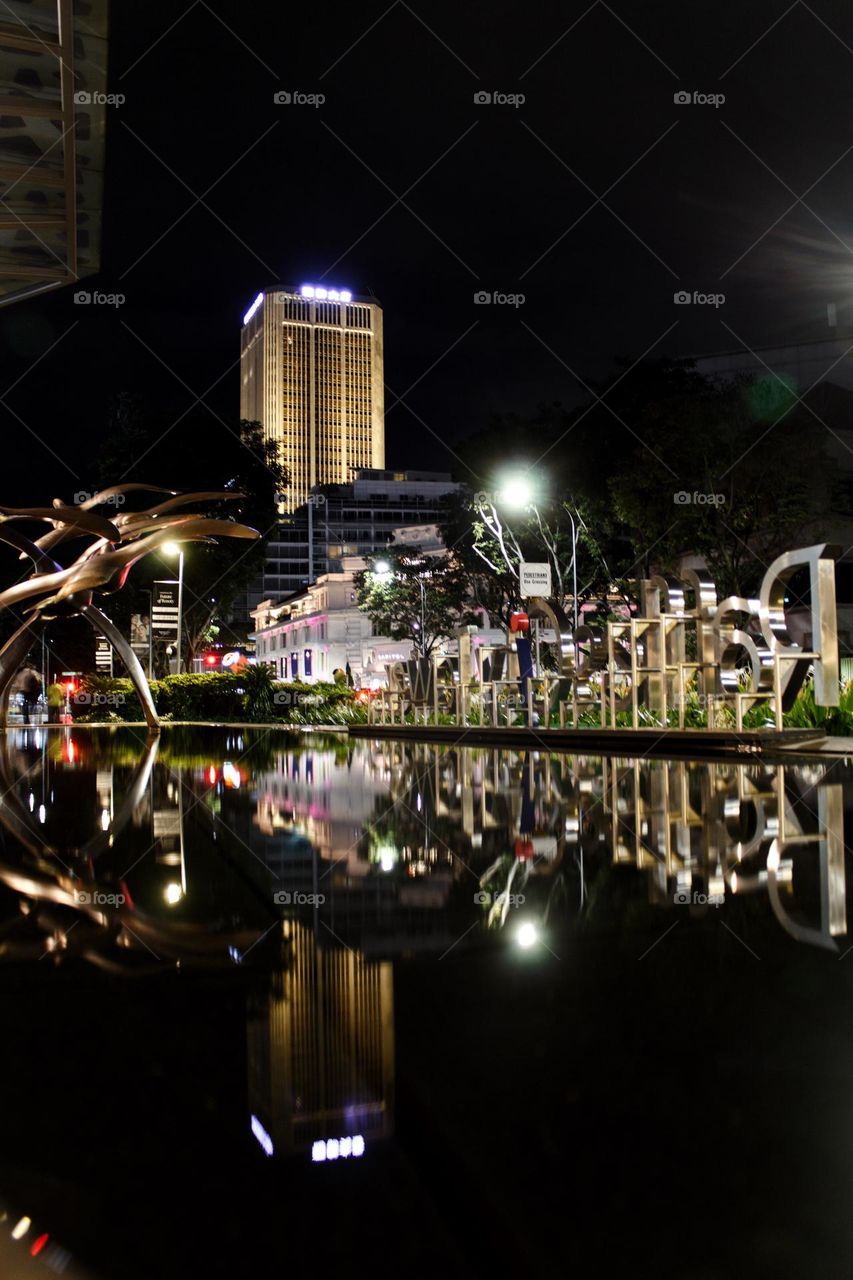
[0,732,281,974]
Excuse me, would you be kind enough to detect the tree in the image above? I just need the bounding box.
[353,548,475,658]
[607,370,833,598]
[86,396,288,667]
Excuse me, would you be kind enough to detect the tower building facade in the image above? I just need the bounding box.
[240,284,385,510]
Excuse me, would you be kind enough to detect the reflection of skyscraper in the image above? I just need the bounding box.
[240,285,385,511]
[247,923,394,1158]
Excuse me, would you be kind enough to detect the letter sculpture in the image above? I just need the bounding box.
[0,486,260,731]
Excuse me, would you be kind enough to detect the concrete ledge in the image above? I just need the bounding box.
[348,723,827,759]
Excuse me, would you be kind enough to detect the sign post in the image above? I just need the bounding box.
[519,562,552,599]
[152,580,180,675]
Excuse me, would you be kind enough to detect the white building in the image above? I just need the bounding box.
[251,566,377,684]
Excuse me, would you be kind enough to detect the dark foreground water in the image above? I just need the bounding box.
[0,726,852,1279]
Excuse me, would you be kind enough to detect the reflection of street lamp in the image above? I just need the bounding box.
[516,921,539,949]
[162,542,184,674]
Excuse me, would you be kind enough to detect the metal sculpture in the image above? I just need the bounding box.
[0,486,260,732]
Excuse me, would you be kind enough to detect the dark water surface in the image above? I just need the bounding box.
[0,726,852,1279]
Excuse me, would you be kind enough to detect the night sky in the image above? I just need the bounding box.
[3,0,853,498]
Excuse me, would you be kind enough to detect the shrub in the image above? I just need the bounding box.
[75,671,359,725]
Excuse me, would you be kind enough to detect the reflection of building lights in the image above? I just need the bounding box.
[223,761,242,788]
[311,1135,365,1162]
[11,1216,31,1240]
[251,1114,274,1157]
[28,792,34,812]
[208,765,217,786]
[38,805,46,824]
[516,922,539,949]
[164,883,183,905]
[100,808,110,831]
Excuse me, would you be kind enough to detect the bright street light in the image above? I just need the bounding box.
[497,476,534,510]
[373,558,391,575]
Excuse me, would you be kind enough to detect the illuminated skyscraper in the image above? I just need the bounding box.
[240,284,385,511]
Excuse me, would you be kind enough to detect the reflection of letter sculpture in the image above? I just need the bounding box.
[0,487,259,732]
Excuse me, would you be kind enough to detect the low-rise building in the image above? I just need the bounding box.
[251,566,377,683]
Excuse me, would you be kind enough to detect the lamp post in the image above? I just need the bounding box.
[162,542,185,675]
[496,473,580,634]
[374,559,427,657]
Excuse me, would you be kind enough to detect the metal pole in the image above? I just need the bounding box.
[176,551,184,675]
[419,577,426,657]
[570,510,579,634]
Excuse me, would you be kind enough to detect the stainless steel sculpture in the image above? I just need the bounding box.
[371,543,842,733]
[0,486,259,731]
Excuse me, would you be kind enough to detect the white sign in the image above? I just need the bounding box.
[519,562,552,598]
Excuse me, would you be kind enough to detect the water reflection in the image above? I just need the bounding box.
[0,727,850,1276]
[0,728,849,965]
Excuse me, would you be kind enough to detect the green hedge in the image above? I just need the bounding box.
[74,669,366,725]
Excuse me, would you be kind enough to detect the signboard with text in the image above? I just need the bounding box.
[519,562,552,598]
[152,580,179,638]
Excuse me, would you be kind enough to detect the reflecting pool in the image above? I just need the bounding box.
[1,727,852,1278]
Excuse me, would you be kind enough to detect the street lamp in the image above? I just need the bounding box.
[373,559,427,657]
[162,541,184,674]
[495,472,579,635]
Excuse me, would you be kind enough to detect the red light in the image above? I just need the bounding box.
[204,654,218,667]
[207,765,217,785]
[30,1234,49,1257]
[64,678,77,693]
